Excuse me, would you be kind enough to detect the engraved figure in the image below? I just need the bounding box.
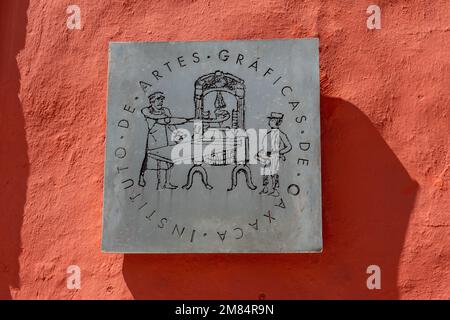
[138,91,179,190]
[257,112,292,197]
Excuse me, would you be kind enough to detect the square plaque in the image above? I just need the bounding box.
[102,39,322,253]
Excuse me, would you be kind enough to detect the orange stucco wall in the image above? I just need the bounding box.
[0,0,449,299]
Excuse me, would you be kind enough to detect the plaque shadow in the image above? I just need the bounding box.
[0,0,30,299]
[122,95,418,299]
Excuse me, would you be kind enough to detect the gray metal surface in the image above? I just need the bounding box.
[102,39,322,253]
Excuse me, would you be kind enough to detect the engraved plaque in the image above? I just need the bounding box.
[102,39,322,253]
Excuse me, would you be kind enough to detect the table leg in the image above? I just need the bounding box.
[228,164,257,191]
[182,164,213,190]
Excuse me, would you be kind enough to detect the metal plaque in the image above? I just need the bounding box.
[102,39,322,253]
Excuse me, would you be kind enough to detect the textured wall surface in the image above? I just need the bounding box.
[0,0,448,299]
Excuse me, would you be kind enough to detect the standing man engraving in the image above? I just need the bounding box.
[257,112,292,197]
[138,91,178,189]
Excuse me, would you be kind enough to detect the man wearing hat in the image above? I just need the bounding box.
[257,112,292,197]
[138,91,182,189]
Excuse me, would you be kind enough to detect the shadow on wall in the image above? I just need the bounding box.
[0,0,30,299]
[122,95,418,299]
